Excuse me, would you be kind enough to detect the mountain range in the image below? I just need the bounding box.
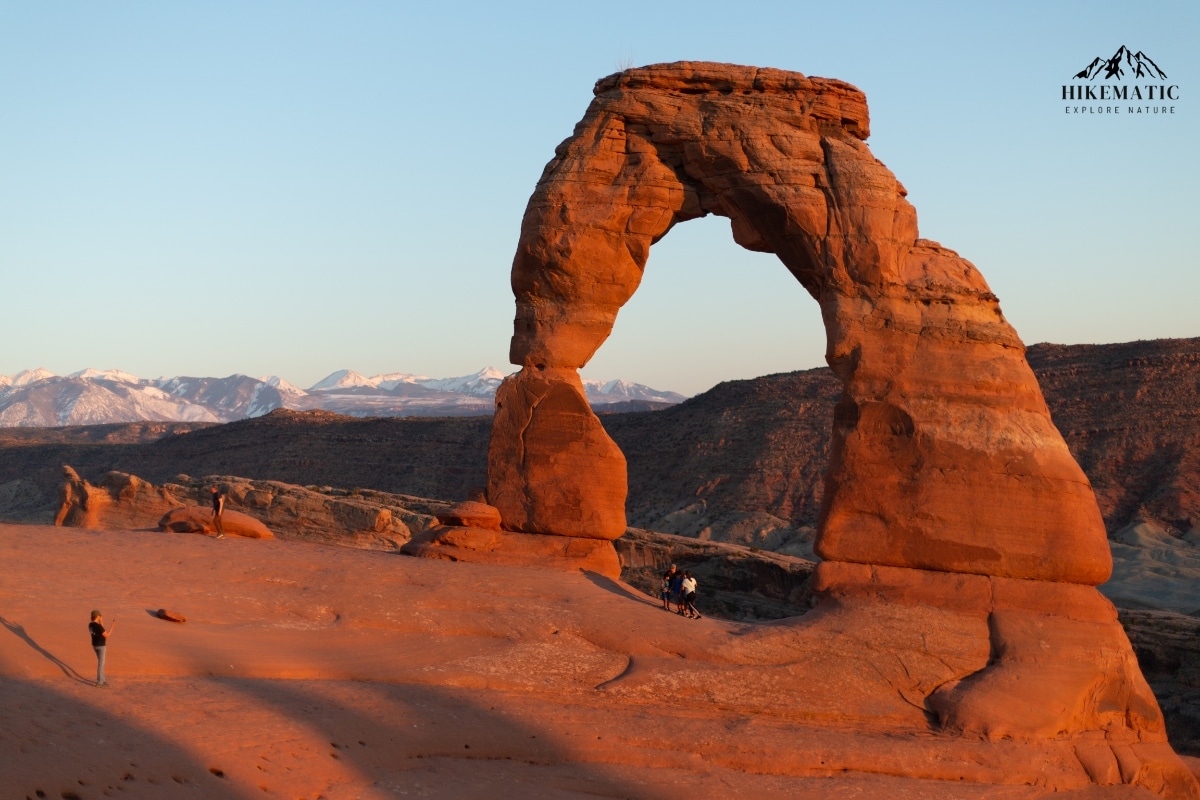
[0,367,686,427]
[1074,45,1167,80]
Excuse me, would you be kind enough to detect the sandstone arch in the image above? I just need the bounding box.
[438,63,1199,794]
[488,61,1109,584]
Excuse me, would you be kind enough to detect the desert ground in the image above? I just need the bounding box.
[3,522,1193,800]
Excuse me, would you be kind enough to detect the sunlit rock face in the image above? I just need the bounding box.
[492,61,1108,584]
[475,62,1200,796]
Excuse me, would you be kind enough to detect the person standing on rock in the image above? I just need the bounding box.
[681,572,700,619]
[89,610,115,686]
[210,485,226,539]
[660,564,678,611]
[669,568,685,614]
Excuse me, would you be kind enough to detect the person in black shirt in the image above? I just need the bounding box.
[660,564,678,611]
[89,610,115,686]
[210,485,226,539]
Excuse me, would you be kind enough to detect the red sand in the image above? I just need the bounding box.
[0,524,1179,799]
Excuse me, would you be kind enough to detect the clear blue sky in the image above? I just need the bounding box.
[1,1,1196,395]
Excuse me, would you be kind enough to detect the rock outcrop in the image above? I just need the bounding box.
[158,506,274,539]
[54,466,186,530]
[473,62,1195,795]
[49,467,441,551]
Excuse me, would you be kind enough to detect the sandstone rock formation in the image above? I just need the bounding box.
[207,478,423,550]
[402,496,623,576]
[435,500,502,530]
[54,466,186,530]
[491,61,1108,582]
[48,467,439,551]
[402,524,621,579]
[158,506,274,539]
[476,62,1195,795]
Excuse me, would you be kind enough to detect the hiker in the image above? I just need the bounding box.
[681,571,700,619]
[660,564,678,611]
[670,568,685,614]
[210,485,226,538]
[89,610,115,686]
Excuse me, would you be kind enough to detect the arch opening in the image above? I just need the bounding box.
[582,213,825,397]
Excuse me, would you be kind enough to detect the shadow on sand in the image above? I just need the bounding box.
[581,570,658,607]
[0,615,92,685]
[0,676,259,800]
[213,676,650,799]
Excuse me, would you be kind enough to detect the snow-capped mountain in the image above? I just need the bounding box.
[308,369,380,391]
[11,367,56,387]
[69,368,141,383]
[416,367,507,398]
[582,378,687,405]
[0,367,685,427]
[155,375,292,420]
[1074,46,1167,81]
[305,367,505,397]
[0,371,220,427]
[259,375,305,396]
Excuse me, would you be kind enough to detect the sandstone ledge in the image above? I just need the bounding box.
[401,524,620,579]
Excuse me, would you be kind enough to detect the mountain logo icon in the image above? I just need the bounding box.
[1073,46,1167,80]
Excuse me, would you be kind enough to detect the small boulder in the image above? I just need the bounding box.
[435,501,502,531]
[157,506,274,539]
[156,609,186,623]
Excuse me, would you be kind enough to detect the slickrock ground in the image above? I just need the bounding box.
[1,523,1185,799]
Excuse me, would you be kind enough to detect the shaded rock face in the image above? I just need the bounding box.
[490,61,1109,585]
[616,528,816,620]
[1121,610,1200,758]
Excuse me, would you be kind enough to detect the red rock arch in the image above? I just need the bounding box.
[488,62,1109,586]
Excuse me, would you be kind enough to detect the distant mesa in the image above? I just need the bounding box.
[0,366,684,426]
[1074,45,1167,80]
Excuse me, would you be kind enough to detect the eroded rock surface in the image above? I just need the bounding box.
[158,506,274,539]
[491,61,1108,583]
[54,466,186,530]
[488,369,627,539]
[479,62,1194,796]
[50,467,441,551]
